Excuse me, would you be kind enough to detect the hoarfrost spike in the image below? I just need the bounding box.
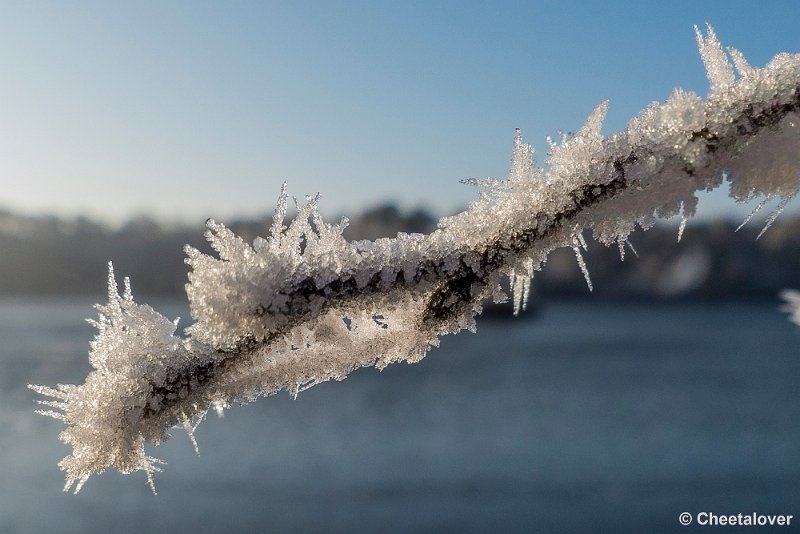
[727,46,754,78]
[736,197,770,232]
[677,202,687,243]
[577,100,608,140]
[695,23,735,93]
[758,192,797,239]
[573,245,593,292]
[270,181,289,245]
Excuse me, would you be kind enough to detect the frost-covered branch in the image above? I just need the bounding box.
[32,25,800,492]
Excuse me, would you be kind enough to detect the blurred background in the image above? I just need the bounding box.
[2,1,800,533]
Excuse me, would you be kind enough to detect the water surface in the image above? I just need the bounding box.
[2,299,798,533]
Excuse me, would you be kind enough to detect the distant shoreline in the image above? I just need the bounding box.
[2,206,799,301]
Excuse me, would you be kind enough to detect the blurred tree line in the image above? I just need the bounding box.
[1,205,799,301]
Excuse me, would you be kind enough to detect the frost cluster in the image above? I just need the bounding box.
[32,25,800,491]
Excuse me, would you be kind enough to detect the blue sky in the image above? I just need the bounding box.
[2,1,799,225]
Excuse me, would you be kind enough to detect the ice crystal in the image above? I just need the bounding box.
[32,25,800,491]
